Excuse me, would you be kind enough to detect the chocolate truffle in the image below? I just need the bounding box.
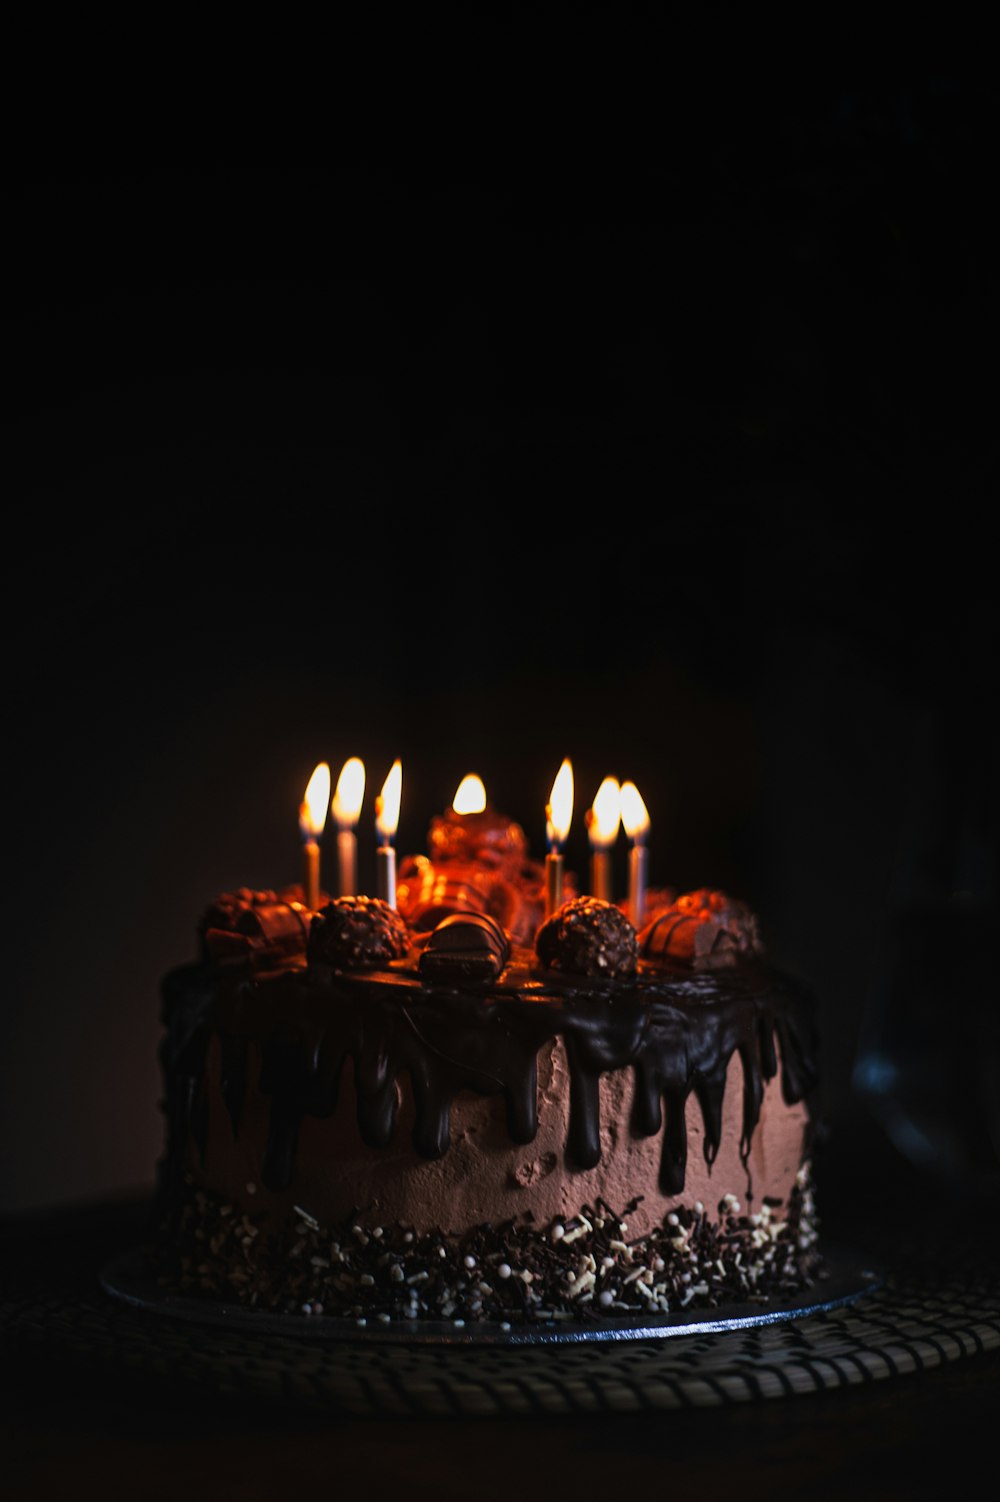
[535,896,639,979]
[307,895,410,971]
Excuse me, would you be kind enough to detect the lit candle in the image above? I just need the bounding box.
[620,780,650,928]
[332,756,366,897]
[452,772,487,815]
[299,761,331,911]
[375,758,402,907]
[587,776,621,902]
[545,758,574,916]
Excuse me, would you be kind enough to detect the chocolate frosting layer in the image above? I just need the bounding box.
[160,941,819,1206]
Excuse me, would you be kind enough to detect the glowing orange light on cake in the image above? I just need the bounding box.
[453,773,487,815]
[332,757,366,898]
[544,758,574,916]
[299,761,331,911]
[587,776,621,902]
[588,777,622,850]
[300,762,332,840]
[375,759,403,908]
[620,781,649,844]
[621,780,650,928]
[546,759,574,850]
[333,757,366,828]
[376,759,403,843]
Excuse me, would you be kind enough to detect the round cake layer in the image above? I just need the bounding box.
[188,1034,809,1240]
[159,941,819,1299]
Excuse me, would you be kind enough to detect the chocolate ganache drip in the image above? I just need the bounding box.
[161,938,819,1203]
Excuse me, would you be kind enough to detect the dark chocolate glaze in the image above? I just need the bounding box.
[159,943,820,1204]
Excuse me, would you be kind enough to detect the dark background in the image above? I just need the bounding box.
[3,63,996,1214]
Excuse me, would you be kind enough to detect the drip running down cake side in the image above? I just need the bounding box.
[155,798,822,1325]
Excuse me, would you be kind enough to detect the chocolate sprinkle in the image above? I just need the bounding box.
[152,1164,820,1324]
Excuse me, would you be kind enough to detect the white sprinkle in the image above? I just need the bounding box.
[551,1223,565,1241]
[372,1227,384,1239]
[652,1256,665,1272]
[437,1246,447,1259]
[301,1303,313,1315]
[403,1231,414,1243]
[378,1313,391,1324]
[390,1264,404,1283]
[359,1273,375,1287]
[313,1302,323,1316]
[453,1319,465,1328]
[694,1201,704,1216]
[498,1263,512,1280]
[463,1255,477,1269]
[356,1318,367,1327]
[667,1212,679,1226]
[245,1182,257,1195]
[598,1290,614,1308]
[500,1322,511,1332]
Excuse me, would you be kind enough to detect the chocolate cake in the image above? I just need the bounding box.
[155,802,822,1326]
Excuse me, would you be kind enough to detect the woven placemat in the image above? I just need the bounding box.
[4,1228,999,1417]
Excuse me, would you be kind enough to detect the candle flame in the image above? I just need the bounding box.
[546,758,574,847]
[453,773,487,815]
[589,776,622,848]
[375,758,402,842]
[620,781,650,843]
[333,756,366,827]
[299,762,331,840]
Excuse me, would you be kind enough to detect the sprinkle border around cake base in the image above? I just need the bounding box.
[152,1161,820,1326]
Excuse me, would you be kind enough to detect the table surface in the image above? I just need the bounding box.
[4,1130,1000,1502]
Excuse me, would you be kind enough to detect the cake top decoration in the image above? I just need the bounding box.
[535,895,639,980]
[638,888,763,968]
[418,910,511,984]
[307,894,410,971]
[200,887,313,963]
[427,800,531,872]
